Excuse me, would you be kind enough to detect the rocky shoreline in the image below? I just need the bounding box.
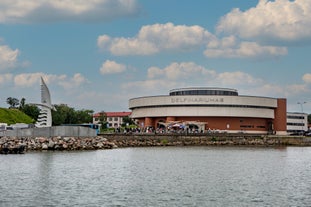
[1,135,311,154]
[0,136,117,154]
[110,135,311,147]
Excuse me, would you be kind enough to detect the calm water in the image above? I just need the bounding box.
[1,147,311,207]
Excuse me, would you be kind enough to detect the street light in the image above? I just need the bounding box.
[297,101,307,135]
[297,101,306,112]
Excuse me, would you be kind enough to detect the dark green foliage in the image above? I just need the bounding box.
[101,122,109,130]
[75,109,94,123]
[161,138,168,145]
[19,98,26,109]
[20,104,40,121]
[6,97,19,109]
[52,104,94,125]
[96,111,107,130]
[122,116,135,127]
[52,104,68,125]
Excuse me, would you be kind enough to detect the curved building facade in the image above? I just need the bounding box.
[129,87,287,134]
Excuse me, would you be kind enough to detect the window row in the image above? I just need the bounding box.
[287,116,304,119]
[287,123,305,126]
[170,90,238,96]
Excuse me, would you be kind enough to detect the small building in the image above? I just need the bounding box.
[287,112,308,134]
[93,112,131,128]
[0,123,8,131]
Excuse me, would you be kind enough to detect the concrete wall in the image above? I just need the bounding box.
[2,126,97,138]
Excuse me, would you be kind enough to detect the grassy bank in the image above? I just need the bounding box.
[0,108,34,125]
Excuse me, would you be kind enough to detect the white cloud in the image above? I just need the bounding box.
[147,62,216,80]
[122,79,178,95]
[100,60,126,74]
[0,73,13,85]
[239,74,311,105]
[0,45,19,70]
[204,36,287,58]
[240,83,285,98]
[76,91,134,112]
[58,73,88,90]
[215,71,264,86]
[14,73,67,87]
[97,22,214,55]
[217,0,311,43]
[245,82,310,113]
[13,72,87,89]
[124,62,265,95]
[234,82,311,103]
[98,22,287,59]
[0,0,140,24]
[146,62,264,87]
[123,61,311,108]
[14,73,45,87]
[303,73,311,84]
[286,83,309,95]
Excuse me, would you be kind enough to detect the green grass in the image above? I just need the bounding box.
[0,108,34,125]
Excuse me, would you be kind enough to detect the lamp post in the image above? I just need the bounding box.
[297,101,307,135]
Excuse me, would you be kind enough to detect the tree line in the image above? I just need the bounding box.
[6,97,94,125]
[5,97,135,128]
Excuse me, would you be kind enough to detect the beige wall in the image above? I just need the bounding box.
[129,95,277,119]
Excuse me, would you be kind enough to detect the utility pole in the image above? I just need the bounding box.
[297,101,307,135]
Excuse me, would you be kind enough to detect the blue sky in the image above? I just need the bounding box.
[0,0,310,114]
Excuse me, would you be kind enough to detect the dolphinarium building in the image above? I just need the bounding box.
[129,87,287,135]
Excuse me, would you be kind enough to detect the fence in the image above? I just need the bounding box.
[1,126,97,138]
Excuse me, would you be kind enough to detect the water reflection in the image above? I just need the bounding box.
[1,147,311,206]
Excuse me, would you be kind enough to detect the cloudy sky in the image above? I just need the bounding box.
[0,0,310,113]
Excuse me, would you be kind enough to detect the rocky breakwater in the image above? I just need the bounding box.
[111,136,282,147]
[106,135,311,147]
[0,136,117,154]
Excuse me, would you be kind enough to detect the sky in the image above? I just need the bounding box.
[0,0,311,114]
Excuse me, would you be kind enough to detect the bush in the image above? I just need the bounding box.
[161,138,168,145]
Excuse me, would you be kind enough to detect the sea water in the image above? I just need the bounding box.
[1,146,311,207]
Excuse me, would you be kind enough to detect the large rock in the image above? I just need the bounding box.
[48,140,55,149]
[41,143,48,150]
[63,137,71,142]
[37,137,47,143]
[96,143,103,149]
[62,143,68,149]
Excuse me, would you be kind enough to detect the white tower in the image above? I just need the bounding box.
[35,77,55,127]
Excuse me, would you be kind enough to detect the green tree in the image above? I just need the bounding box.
[52,104,73,125]
[75,109,94,124]
[19,98,26,109]
[97,111,108,130]
[6,97,19,109]
[122,116,135,127]
[308,114,311,124]
[52,104,94,125]
[20,104,40,121]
